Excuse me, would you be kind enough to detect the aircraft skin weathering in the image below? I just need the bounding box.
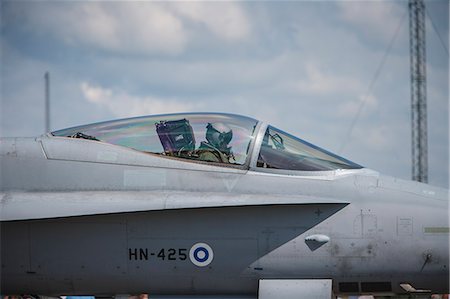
[0,112,448,298]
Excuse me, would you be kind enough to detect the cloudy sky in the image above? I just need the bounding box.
[1,0,448,188]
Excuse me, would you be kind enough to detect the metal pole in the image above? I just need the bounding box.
[45,71,50,133]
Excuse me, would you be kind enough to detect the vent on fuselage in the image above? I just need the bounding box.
[339,282,359,293]
[361,282,392,292]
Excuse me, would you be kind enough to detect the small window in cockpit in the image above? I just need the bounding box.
[257,126,362,171]
[52,114,257,166]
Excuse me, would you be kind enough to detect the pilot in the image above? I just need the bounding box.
[197,123,234,163]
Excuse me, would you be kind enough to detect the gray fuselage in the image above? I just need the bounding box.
[1,129,448,296]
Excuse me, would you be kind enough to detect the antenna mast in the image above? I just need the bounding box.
[45,71,50,133]
[409,0,428,183]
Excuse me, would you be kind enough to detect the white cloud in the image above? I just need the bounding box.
[171,2,251,42]
[295,63,363,96]
[81,82,112,104]
[21,2,188,55]
[80,82,200,118]
[19,2,251,55]
[113,3,188,54]
[70,4,121,50]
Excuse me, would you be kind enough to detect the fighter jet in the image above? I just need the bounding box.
[1,112,448,298]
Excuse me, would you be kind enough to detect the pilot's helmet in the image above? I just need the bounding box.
[206,123,233,149]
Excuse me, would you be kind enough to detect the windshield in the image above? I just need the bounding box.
[52,113,258,166]
[257,126,362,171]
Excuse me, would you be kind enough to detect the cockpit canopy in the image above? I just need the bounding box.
[52,113,257,165]
[52,113,362,171]
[256,125,361,171]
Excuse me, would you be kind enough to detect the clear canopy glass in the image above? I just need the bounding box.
[256,126,362,171]
[52,113,361,170]
[52,113,258,165]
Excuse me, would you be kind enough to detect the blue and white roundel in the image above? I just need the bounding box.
[189,243,214,267]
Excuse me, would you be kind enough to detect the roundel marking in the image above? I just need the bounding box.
[189,243,213,267]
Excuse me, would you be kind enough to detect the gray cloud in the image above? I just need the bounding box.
[6,2,252,56]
